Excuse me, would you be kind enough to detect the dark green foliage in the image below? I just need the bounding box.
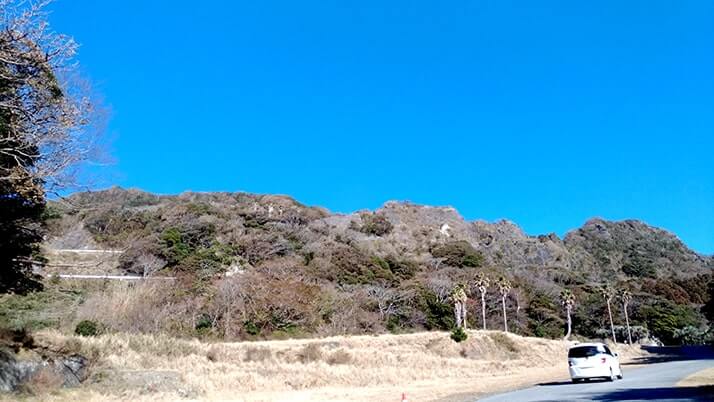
[359,213,393,236]
[154,223,237,285]
[450,326,468,342]
[622,257,656,278]
[74,320,99,336]
[636,300,702,345]
[432,241,484,268]
[243,321,261,336]
[525,293,563,338]
[672,326,711,345]
[328,246,405,285]
[40,205,63,221]
[84,209,155,246]
[0,182,45,294]
[418,289,454,331]
[195,314,213,334]
[0,285,83,330]
[571,290,610,338]
[161,227,193,264]
[703,281,714,322]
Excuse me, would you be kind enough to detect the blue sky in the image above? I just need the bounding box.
[48,1,713,254]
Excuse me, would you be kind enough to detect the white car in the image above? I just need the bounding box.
[568,343,623,383]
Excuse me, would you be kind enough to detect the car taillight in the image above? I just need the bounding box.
[601,357,607,364]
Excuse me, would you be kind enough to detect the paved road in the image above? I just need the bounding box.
[478,359,714,402]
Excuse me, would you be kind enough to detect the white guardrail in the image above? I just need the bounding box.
[56,274,175,280]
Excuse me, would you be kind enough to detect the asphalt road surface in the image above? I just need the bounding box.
[478,358,714,402]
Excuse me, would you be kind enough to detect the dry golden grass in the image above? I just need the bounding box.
[5,330,646,402]
[677,367,714,387]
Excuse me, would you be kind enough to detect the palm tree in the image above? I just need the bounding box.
[474,273,490,330]
[619,289,633,345]
[451,283,468,329]
[559,289,575,340]
[598,285,617,344]
[496,276,512,333]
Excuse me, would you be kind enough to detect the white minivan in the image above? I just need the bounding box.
[568,343,623,382]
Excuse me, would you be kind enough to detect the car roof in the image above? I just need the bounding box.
[569,342,606,349]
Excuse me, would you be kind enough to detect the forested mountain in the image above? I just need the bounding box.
[44,187,713,344]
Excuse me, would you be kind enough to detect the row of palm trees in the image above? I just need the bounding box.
[451,273,512,331]
[560,286,634,344]
[452,275,634,344]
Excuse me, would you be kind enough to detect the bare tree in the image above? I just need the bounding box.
[619,289,633,345]
[366,284,411,321]
[559,289,575,340]
[474,272,490,330]
[496,276,511,332]
[423,275,453,304]
[598,285,617,344]
[1,0,101,293]
[0,0,101,192]
[136,253,166,277]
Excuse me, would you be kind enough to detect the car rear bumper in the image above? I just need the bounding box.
[569,366,610,379]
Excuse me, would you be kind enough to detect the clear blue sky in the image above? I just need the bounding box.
[48,1,713,254]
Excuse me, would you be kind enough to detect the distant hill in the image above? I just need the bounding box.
[43,187,713,344]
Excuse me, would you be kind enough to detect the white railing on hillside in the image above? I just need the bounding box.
[55,274,175,280]
[48,249,124,254]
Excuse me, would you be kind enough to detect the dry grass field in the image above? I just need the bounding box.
[5,329,646,401]
[677,367,714,387]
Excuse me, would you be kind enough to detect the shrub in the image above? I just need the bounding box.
[243,347,272,362]
[432,241,484,268]
[195,314,214,334]
[418,289,455,331]
[622,260,656,278]
[450,327,468,343]
[298,343,323,363]
[359,213,393,236]
[243,320,260,336]
[525,292,563,338]
[329,245,395,285]
[490,332,519,352]
[637,300,701,345]
[74,320,99,337]
[327,349,353,365]
[673,326,711,345]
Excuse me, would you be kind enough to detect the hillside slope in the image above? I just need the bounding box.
[40,187,712,344]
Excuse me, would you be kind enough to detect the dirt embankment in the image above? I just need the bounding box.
[1,330,647,401]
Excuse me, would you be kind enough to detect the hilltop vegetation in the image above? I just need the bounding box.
[29,187,712,345]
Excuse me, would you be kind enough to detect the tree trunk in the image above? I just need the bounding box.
[463,302,467,330]
[481,292,487,330]
[454,302,461,328]
[501,295,508,333]
[564,306,572,340]
[224,308,232,340]
[624,302,632,345]
[607,299,617,343]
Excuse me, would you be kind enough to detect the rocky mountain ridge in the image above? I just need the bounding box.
[46,187,711,280]
[37,187,713,343]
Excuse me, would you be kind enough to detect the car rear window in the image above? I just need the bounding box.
[568,346,600,358]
